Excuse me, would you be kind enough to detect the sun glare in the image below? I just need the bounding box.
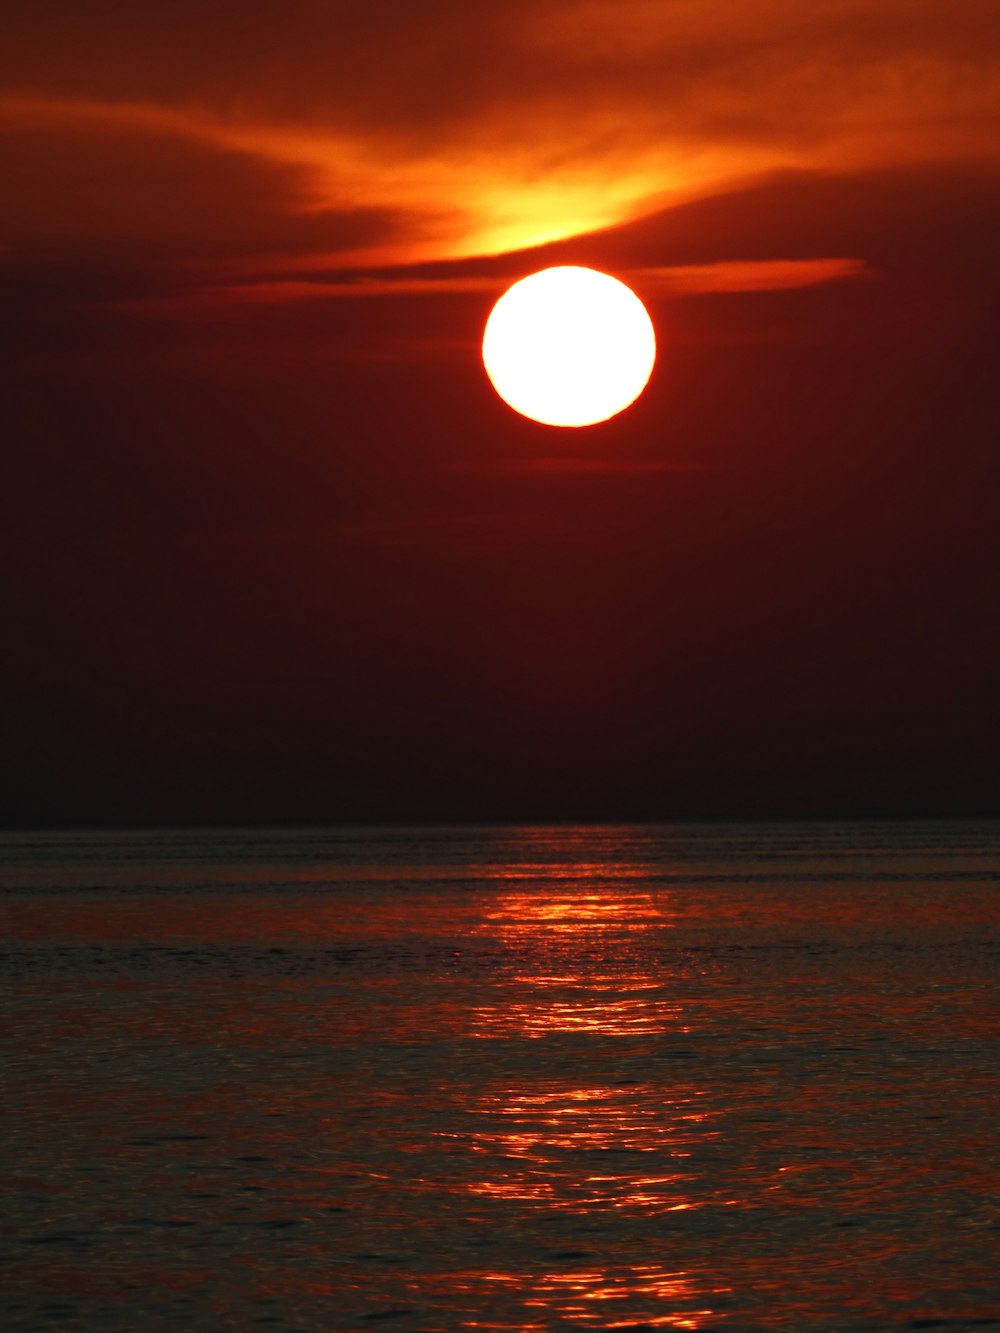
[482,266,656,427]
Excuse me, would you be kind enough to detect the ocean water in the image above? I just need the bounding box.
[1,821,998,1331]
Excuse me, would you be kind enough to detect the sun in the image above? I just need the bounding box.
[482,266,656,428]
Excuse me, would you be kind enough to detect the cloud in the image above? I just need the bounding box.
[126,258,871,316]
[635,258,871,294]
[3,1,999,267]
[0,99,411,268]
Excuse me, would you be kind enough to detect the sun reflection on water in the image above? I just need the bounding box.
[440,849,726,1260]
[472,858,685,1040]
[485,883,668,931]
[10,825,997,1327]
[420,1264,722,1330]
[442,1080,720,1215]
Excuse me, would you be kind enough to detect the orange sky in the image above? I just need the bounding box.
[2,1,999,821]
[4,0,1000,275]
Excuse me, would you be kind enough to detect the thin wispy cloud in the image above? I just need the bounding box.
[4,0,998,270]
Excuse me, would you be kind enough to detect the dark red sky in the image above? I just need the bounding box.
[3,1,999,821]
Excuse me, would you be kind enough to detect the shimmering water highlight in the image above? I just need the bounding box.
[1,821,998,1330]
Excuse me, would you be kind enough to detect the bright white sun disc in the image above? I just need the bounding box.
[482,266,656,427]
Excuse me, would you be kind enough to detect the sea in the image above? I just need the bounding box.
[1,821,998,1331]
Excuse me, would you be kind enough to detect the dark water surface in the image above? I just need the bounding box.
[2,822,999,1330]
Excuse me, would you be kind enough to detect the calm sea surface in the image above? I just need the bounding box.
[1,822,999,1331]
